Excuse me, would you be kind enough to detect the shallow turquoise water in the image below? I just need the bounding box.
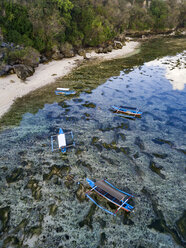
[0,51,186,247]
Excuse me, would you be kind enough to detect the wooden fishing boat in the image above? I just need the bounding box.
[111,105,142,117]
[51,128,75,153]
[55,88,76,95]
[86,178,134,216]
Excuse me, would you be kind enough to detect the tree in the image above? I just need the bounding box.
[0,2,33,45]
[150,0,169,30]
[128,6,153,30]
[177,1,186,28]
[52,0,73,25]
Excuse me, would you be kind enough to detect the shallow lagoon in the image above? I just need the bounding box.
[0,38,186,248]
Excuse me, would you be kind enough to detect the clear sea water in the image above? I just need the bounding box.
[0,38,185,248]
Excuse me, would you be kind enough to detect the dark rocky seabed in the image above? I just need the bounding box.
[0,37,186,248]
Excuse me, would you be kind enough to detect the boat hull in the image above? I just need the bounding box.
[55,90,76,95]
[111,106,142,117]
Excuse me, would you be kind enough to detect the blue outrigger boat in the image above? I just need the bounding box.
[111,105,142,117]
[51,128,75,153]
[55,88,76,95]
[86,178,134,216]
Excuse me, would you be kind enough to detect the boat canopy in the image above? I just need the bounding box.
[120,106,137,110]
[95,180,127,201]
[57,88,70,91]
[51,128,75,153]
[57,133,66,148]
[86,178,134,215]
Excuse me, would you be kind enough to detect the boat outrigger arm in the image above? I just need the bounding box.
[86,194,116,216]
[51,128,75,153]
[85,178,134,216]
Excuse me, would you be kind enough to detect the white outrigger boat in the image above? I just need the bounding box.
[55,88,76,95]
[51,128,75,153]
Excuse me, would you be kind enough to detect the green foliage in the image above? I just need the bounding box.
[85,17,114,46]
[52,0,73,25]
[128,7,153,30]
[53,0,73,11]
[178,2,186,28]
[65,21,84,47]
[135,0,145,6]
[5,46,40,67]
[0,0,185,54]
[0,2,33,46]
[149,0,169,30]
[66,3,115,47]
[5,48,27,64]
[33,29,48,52]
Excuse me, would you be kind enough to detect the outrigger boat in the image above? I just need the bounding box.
[55,88,76,95]
[51,128,75,153]
[111,105,142,117]
[86,178,134,216]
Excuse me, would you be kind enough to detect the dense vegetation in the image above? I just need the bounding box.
[0,0,185,53]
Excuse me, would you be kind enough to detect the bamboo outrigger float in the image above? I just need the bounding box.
[111,105,142,117]
[55,88,76,95]
[86,178,134,216]
[51,128,75,153]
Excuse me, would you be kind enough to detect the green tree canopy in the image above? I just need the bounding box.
[150,0,169,30]
[0,2,33,45]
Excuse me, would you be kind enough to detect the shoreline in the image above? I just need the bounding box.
[0,41,140,119]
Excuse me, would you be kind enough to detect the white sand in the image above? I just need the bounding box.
[0,41,139,118]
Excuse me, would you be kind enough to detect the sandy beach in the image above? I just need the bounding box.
[0,41,139,118]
